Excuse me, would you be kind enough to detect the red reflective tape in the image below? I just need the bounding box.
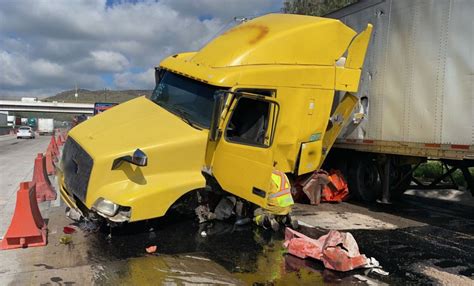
[425,143,441,148]
[363,140,374,144]
[451,144,470,150]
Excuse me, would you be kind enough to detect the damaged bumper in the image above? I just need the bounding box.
[57,169,131,223]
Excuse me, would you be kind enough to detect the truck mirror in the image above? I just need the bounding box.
[209,91,227,141]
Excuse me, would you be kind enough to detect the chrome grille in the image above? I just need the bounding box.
[62,138,93,202]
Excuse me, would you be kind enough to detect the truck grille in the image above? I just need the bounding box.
[62,137,93,202]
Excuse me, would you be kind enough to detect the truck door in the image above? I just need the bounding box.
[211,93,279,208]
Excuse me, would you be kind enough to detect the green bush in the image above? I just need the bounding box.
[413,161,473,188]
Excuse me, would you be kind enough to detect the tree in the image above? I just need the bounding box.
[282,0,357,16]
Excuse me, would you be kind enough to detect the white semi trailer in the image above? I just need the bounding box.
[37,118,54,135]
[326,0,473,201]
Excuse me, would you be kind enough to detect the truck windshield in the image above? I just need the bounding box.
[151,71,222,129]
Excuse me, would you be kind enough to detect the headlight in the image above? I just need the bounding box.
[92,198,119,217]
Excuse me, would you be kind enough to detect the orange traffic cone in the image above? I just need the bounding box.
[0,182,47,250]
[49,136,59,157]
[45,151,56,175]
[57,134,64,146]
[32,154,56,202]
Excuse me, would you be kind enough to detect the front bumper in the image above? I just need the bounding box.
[58,168,131,223]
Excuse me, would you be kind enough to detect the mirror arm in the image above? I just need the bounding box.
[111,155,133,170]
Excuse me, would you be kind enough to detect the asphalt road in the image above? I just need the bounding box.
[0,137,473,285]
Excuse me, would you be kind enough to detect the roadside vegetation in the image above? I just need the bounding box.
[413,161,473,189]
[283,0,357,16]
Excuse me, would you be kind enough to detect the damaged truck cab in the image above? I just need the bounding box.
[58,14,372,223]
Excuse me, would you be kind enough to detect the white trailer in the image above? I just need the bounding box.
[37,118,54,135]
[325,0,473,201]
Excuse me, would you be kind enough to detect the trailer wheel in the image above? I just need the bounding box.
[349,156,381,202]
[390,165,412,200]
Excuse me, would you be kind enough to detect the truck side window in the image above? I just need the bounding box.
[225,97,276,147]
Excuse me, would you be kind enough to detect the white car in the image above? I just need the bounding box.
[17,126,35,139]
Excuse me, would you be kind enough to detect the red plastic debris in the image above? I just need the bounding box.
[63,226,76,234]
[146,245,157,253]
[295,169,349,205]
[284,228,369,272]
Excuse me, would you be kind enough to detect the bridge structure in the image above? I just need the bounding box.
[0,100,94,114]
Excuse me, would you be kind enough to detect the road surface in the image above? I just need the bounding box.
[0,136,473,285]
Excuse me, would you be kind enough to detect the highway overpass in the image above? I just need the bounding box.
[0,100,94,114]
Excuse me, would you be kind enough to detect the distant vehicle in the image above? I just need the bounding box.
[37,118,54,135]
[94,102,118,115]
[7,116,21,127]
[17,126,35,139]
[21,97,38,102]
[27,117,37,128]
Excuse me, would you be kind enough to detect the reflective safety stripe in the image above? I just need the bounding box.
[269,170,294,207]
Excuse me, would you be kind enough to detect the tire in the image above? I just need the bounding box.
[389,164,412,200]
[348,155,382,202]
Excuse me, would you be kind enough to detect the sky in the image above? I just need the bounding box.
[0,0,284,99]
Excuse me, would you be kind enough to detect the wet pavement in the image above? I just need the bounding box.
[1,137,473,285]
[2,192,473,285]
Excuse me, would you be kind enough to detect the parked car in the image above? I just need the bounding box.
[17,126,35,139]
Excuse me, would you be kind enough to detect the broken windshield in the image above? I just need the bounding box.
[151,70,222,129]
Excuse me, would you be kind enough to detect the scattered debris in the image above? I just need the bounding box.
[59,235,73,245]
[366,267,389,276]
[146,245,157,253]
[294,169,349,205]
[353,274,384,286]
[214,196,236,220]
[195,204,216,223]
[63,225,77,234]
[200,231,207,237]
[65,207,83,221]
[284,227,384,272]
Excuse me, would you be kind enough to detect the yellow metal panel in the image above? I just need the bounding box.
[320,93,359,164]
[211,97,279,208]
[190,13,356,67]
[335,67,362,92]
[68,97,208,221]
[345,24,373,69]
[298,140,323,175]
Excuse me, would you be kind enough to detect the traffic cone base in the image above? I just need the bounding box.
[32,153,57,202]
[1,182,47,250]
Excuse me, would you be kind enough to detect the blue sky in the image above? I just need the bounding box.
[0,0,284,98]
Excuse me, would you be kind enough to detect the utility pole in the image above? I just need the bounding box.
[75,83,78,102]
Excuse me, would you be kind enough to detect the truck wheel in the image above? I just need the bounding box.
[390,164,412,200]
[349,156,381,202]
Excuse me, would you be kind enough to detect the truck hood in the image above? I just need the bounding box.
[64,96,209,220]
[69,96,208,160]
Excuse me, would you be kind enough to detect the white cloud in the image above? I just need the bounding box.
[31,59,64,78]
[114,68,155,89]
[0,51,26,87]
[90,50,129,72]
[0,0,284,99]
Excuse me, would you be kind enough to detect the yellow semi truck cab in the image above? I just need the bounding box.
[58,13,372,223]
